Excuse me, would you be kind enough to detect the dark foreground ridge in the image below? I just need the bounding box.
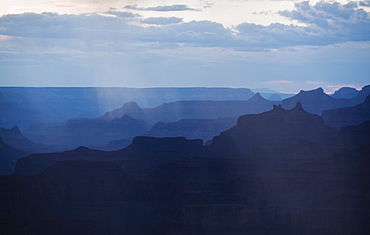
[1,102,370,234]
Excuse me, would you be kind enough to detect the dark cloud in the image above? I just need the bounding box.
[279,1,370,42]
[123,4,199,12]
[359,1,370,7]
[0,12,139,40]
[141,17,182,25]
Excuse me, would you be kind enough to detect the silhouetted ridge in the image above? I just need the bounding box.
[143,117,237,142]
[352,85,370,103]
[111,136,203,159]
[101,101,145,120]
[248,92,263,101]
[208,102,337,156]
[322,94,370,129]
[282,87,354,114]
[268,93,283,101]
[0,126,46,152]
[52,114,148,148]
[332,87,359,99]
[14,146,111,176]
[0,137,27,175]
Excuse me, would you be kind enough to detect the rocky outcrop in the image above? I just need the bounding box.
[282,87,354,114]
[143,117,237,142]
[100,101,146,120]
[207,103,337,157]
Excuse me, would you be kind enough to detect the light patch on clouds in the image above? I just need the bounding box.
[0,35,16,40]
[104,11,139,18]
[123,4,200,12]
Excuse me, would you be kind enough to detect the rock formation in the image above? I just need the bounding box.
[207,103,337,156]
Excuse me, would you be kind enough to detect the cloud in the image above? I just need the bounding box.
[279,1,370,42]
[252,11,273,15]
[141,17,183,25]
[359,1,370,7]
[123,4,199,12]
[0,12,140,40]
[0,1,369,54]
[105,11,139,18]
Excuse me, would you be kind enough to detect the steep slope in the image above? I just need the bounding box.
[14,136,203,176]
[100,101,146,120]
[109,136,203,174]
[0,93,44,131]
[282,87,354,114]
[0,138,27,175]
[62,115,148,146]
[14,146,112,176]
[329,121,370,149]
[0,126,47,152]
[207,103,337,156]
[143,117,237,142]
[26,93,278,149]
[100,93,279,124]
[351,84,370,104]
[322,95,370,129]
[145,93,280,122]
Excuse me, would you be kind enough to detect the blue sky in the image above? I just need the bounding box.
[0,0,369,93]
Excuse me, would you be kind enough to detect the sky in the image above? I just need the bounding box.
[0,0,369,93]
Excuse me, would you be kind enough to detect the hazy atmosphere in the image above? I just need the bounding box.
[1,1,370,234]
[1,0,369,93]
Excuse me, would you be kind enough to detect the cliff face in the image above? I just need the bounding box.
[282,88,354,115]
[143,117,237,142]
[100,101,146,120]
[3,87,370,234]
[14,136,204,176]
[146,93,280,122]
[0,126,46,152]
[208,103,337,157]
[0,138,26,175]
[322,95,370,129]
[330,121,370,149]
[14,146,112,176]
[1,144,369,234]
